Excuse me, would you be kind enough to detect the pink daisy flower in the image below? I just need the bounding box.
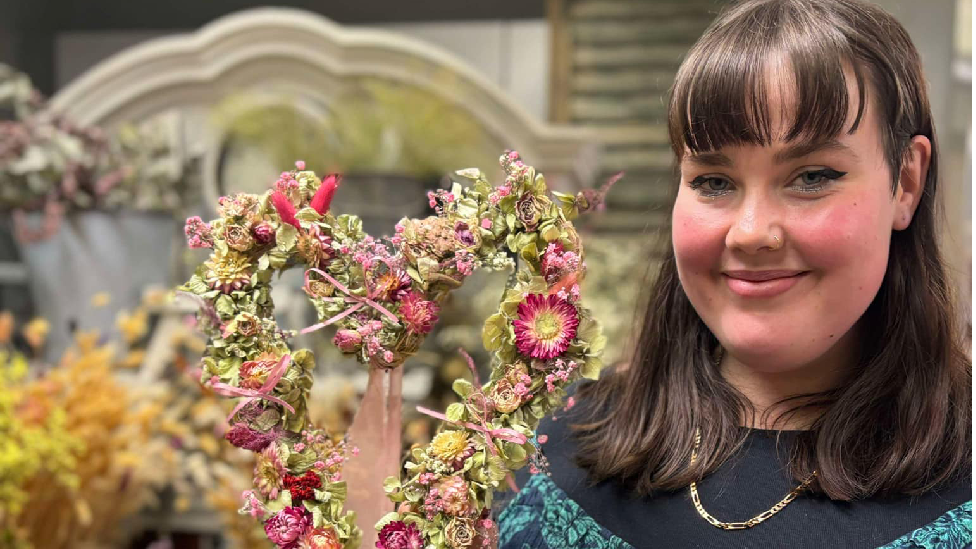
[513,294,579,360]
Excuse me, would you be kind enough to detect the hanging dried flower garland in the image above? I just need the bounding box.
[178,151,614,549]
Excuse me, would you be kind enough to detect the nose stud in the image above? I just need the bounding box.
[769,234,783,250]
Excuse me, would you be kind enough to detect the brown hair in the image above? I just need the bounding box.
[573,0,971,500]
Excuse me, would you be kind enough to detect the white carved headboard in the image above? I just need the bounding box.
[48,7,601,206]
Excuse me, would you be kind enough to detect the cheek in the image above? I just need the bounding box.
[671,196,726,274]
[793,193,891,272]
[791,193,892,316]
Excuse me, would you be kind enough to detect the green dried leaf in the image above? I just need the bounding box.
[287,446,318,472]
[540,223,561,242]
[532,173,547,194]
[214,356,241,376]
[456,197,479,218]
[576,317,603,344]
[406,267,423,285]
[452,378,474,398]
[503,442,526,464]
[383,476,401,493]
[551,190,579,220]
[214,294,236,318]
[506,213,517,232]
[446,403,466,422]
[525,276,548,295]
[418,256,438,283]
[184,274,207,294]
[252,408,282,430]
[455,168,484,180]
[519,242,539,264]
[267,248,290,269]
[311,505,325,528]
[295,207,322,222]
[275,223,298,251]
[482,313,508,352]
[265,489,292,513]
[581,356,603,380]
[376,511,401,530]
[291,349,315,373]
[589,334,607,355]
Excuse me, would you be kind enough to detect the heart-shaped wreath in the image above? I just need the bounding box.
[178,151,614,549]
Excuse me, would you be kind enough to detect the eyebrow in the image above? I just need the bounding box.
[683,138,858,168]
[772,139,858,163]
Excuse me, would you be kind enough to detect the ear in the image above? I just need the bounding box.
[892,135,931,231]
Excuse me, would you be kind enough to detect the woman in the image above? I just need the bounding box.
[497,0,972,547]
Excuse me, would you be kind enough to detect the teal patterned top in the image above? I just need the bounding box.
[499,474,972,549]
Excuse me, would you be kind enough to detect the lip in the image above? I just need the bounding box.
[722,270,809,298]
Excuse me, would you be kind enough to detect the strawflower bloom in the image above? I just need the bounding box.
[399,291,439,334]
[254,443,286,500]
[376,520,424,549]
[264,506,312,548]
[298,526,342,549]
[513,294,579,360]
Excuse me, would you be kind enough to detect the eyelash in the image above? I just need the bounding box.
[688,168,847,198]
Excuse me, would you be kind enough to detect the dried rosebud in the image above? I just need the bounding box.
[221,312,261,339]
[304,279,334,298]
[224,223,254,252]
[445,517,476,549]
[252,221,276,245]
[333,329,363,353]
[490,379,522,414]
[454,220,480,248]
[515,193,546,232]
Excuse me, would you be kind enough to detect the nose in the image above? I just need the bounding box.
[725,194,783,253]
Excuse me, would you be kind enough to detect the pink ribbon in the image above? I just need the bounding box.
[300,266,400,334]
[417,348,526,492]
[416,406,528,450]
[209,355,296,422]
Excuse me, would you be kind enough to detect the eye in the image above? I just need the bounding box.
[791,168,846,193]
[689,175,734,197]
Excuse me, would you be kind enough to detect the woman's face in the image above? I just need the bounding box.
[671,80,922,373]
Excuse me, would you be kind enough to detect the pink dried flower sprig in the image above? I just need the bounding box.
[184,216,213,249]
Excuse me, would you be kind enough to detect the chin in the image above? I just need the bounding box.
[718,332,818,373]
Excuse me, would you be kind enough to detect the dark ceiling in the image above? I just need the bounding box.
[0,0,546,93]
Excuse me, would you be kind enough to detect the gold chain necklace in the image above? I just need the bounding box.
[689,428,817,530]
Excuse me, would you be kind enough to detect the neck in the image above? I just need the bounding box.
[719,333,855,430]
